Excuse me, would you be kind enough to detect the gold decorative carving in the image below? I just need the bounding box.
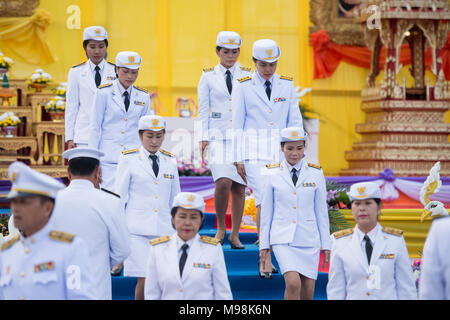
[0,165,67,180]
[309,0,366,46]
[0,0,39,17]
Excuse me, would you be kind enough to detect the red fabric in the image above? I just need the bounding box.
[310,29,450,80]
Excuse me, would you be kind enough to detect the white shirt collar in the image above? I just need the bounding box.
[218,63,237,77]
[88,59,105,72]
[175,233,197,251]
[355,222,380,245]
[255,70,275,87]
[141,146,160,161]
[284,158,303,173]
[116,79,132,97]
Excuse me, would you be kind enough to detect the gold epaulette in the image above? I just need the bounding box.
[280,75,293,81]
[1,234,20,251]
[333,228,354,239]
[100,188,120,198]
[134,86,149,94]
[203,67,214,72]
[308,163,322,170]
[49,231,75,243]
[382,226,403,236]
[160,149,174,157]
[122,148,139,155]
[98,83,112,89]
[238,76,251,83]
[266,162,281,169]
[150,235,170,246]
[72,61,86,68]
[200,236,220,245]
[240,66,251,72]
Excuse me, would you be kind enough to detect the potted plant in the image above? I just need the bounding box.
[27,69,52,92]
[0,111,21,137]
[44,96,65,121]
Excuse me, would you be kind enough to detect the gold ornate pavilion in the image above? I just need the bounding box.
[341,0,450,176]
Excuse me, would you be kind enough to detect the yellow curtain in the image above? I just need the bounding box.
[0,8,56,65]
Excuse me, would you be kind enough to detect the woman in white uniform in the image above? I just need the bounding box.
[259,127,331,300]
[326,182,417,300]
[65,26,116,149]
[144,192,233,300]
[115,115,180,300]
[197,31,251,248]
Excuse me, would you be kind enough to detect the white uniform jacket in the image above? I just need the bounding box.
[144,233,232,300]
[65,59,117,144]
[51,179,131,300]
[197,63,251,142]
[419,216,450,300]
[231,72,303,161]
[0,221,96,300]
[327,224,418,300]
[260,160,331,251]
[115,147,180,236]
[88,80,151,164]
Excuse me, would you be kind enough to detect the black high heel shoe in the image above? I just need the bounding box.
[228,237,245,249]
[258,261,272,280]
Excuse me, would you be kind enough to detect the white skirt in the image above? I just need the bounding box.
[124,234,157,278]
[208,140,245,185]
[272,244,320,280]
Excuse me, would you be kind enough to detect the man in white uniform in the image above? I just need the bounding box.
[52,147,131,299]
[0,162,95,300]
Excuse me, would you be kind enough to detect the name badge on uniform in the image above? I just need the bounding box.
[273,97,286,103]
[193,262,211,269]
[211,112,221,119]
[164,174,174,179]
[379,253,395,259]
[303,182,316,187]
[134,100,146,106]
[34,261,54,273]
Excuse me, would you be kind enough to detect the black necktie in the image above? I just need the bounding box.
[225,70,232,94]
[265,80,271,100]
[179,244,189,277]
[291,168,298,186]
[364,235,373,264]
[149,154,159,177]
[123,91,130,112]
[94,65,101,87]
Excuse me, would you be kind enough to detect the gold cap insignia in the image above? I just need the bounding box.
[266,49,273,57]
[128,56,135,63]
[152,118,159,126]
[187,194,195,202]
[358,186,366,194]
[11,171,18,183]
[95,28,101,34]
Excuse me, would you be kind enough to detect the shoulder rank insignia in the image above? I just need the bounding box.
[382,226,403,236]
[160,149,175,157]
[134,86,149,94]
[72,61,86,69]
[203,67,214,72]
[280,75,293,81]
[98,83,112,89]
[150,235,170,246]
[101,188,120,198]
[308,163,322,170]
[122,148,139,155]
[238,76,251,83]
[200,236,220,245]
[240,66,251,72]
[49,231,75,243]
[1,234,20,251]
[333,228,354,239]
[266,162,281,169]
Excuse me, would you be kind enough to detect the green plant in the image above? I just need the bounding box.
[0,213,10,236]
[326,180,351,233]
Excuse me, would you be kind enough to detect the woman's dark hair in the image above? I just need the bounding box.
[281,140,306,149]
[68,157,100,176]
[83,39,108,50]
[170,207,204,230]
[348,198,382,209]
[139,129,166,136]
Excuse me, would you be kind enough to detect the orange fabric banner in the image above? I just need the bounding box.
[310,29,450,80]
